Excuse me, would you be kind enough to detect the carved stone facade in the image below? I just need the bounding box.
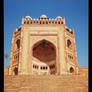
[9,14,78,75]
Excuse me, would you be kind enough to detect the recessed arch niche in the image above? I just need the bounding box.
[70,67,74,73]
[16,39,20,49]
[13,67,18,75]
[32,39,57,74]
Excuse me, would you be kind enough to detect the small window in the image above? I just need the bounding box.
[24,21,26,24]
[14,67,18,75]
[40,67,42,69]
[49,22,51,24]
[70,67,74,73]
[35,65,36,68]
[33,65,35,68]
[37,21,38,24]
[27,21,29,24]
[52,22,54,24]
[34,21,35,24]
[58,21,60,24]
[46,21,48,24]
[43,67,45,69]
[61,22,63,24]
[16,39,20,49]
[30,21,32,24]
[71,31,73,34]
[67,39,72,48]
[43,22,45,24]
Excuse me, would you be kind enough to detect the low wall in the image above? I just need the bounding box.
[79,66,88,79]
[4,66,9,75]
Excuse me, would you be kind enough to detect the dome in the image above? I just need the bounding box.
[56,16,62,19]
[25,16,32,20]
[40,14,48,19]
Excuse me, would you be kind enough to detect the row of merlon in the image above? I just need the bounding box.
[24,21,64,24]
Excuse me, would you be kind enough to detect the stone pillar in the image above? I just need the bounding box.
[9,29,16,75]
[27,34,32,75]
[58,29,67,74]
[72,29,78,74]
[56,35,60,74]
[18,28,23,75]
[22,16,24,24]
[62,16,65,24]
[20,30,29,75]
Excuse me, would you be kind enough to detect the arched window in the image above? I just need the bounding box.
[67,39,72,48]
[70,67,74,73]
[46,21,48,24]
[16,39,20,49]
[40,21,41,24]
[40,67,42,69]
[49,22,51,24]
[30,21,32,24]
[34,21,35,24]
[52,22,54,24]
[43,67,45,69]
[46,67,47,69]
[24,21,26,24]
[61,22,63,24]
[14,67,18,75]
[58,21,60,24]
[33,65,34,68]
[37,21,38,24]
[27,21,29,24]
[35,65,36,68]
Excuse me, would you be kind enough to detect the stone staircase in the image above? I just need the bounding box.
[4,74,88,92]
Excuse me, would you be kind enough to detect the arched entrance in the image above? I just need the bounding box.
[14,67,18,75]
[32,39,56,74]
[70,67,74,73]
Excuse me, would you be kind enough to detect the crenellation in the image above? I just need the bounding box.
[23,15,65,25]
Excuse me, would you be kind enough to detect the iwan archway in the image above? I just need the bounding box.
[32,39,57,75]
[9,15,79,75]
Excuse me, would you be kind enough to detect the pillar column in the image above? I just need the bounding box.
[58,30,67,74]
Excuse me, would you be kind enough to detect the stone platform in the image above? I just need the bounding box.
[4,74,88,92]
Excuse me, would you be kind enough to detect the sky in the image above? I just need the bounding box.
[4,0,88,66]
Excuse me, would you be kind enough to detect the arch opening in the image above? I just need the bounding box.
[14,67,18,75]
[16,39,20,49]
[70,67,74,73]
[32,39,56,75]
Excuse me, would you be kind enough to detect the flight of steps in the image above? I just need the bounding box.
[4,74,88,92]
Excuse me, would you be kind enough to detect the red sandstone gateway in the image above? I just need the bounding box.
[6,15,78,75]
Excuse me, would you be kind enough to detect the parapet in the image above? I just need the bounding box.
[22,14,65,25]
[4,66,9,75]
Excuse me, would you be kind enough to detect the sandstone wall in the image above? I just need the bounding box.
[4,66,9,75]
[79,66,88,79]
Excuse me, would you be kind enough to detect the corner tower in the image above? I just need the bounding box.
[9,14,78,75]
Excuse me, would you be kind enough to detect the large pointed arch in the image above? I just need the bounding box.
[32,39,56,74]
